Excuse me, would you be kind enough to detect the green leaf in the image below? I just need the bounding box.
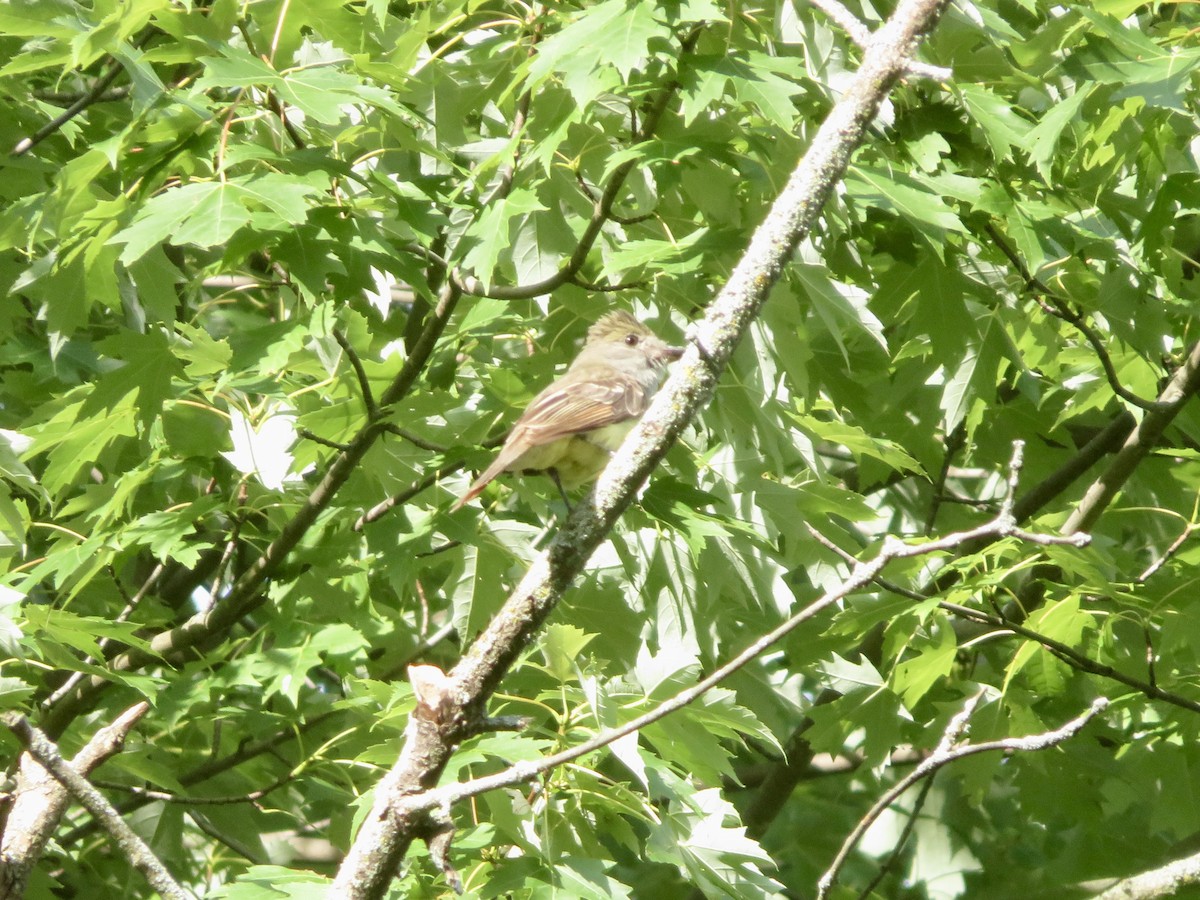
[845,165,965,242]
[85,329,184,431]
[787,410,922,474]
[113,174,327,263]
[524,0,673,100]
[120,497,221,567]
[795,264,888,358]
[458,188,547,288]
[1028,85,1094,181]
[1063,10,1200,111]
[891,622,957,708]
[30,400,139,497]
[25,606,154,659]
[208,866,330,899]
[958,83,1031,160]
[1004,596,1092,697]
[541,624,595,683]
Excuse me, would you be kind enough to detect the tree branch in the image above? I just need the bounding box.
[39,281,462,738]
[1063,339,1200,534]
[810,521,1200,716]
[1092,849,1200,900]
[333,328,378,417]
[54,622,457,850]
[816,696,1108,899]
[339,474,1085,823]
[0,703,149,898]
[332,4,955,893]
[983,220,1169,414]
[3,713,190,900]
[12,60,126,157]
[1011,413,1135,523]
[808,0,952,80]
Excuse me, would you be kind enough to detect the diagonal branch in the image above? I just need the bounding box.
[983,220,1169,414]
[1093,849,1200,900]
[816,696,1108,899]
[0,703,149,899]
[39,282,462,737]
[1011,412,1135,523]
[341,481,1088,823]
[13,61,126,157]
[3,712,190,900]
[1063,339,1200,534]
[331,2,953,896]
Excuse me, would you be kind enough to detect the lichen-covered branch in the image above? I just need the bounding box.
[331,1,953,896]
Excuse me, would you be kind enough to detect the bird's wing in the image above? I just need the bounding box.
[508,376,642,447]
[452,374,643,510]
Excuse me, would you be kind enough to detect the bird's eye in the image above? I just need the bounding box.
[624,334,639,346]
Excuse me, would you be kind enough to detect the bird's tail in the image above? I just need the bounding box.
[450,457,508,511]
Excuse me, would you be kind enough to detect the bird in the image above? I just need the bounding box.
[452,310,684,510]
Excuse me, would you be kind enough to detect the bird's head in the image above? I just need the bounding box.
[584,310,684,369]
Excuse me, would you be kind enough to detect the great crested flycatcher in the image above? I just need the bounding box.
[453,310,684,510]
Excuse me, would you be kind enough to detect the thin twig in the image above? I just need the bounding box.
[201,275,417,306]
[299,428,352,452]
[572,173,657,225]
[568,275,649,292]
[93,769,293,805]
[383,425,449,453]
[417,540,461,558]
[941,603,1200,714]
[924,422,966,534]
[264,88,307,150]
[187,809,265,863]
[45,562,167,709]
[1137,520,1197,583]
[816,696,1108,899]
[13,61,125,156]
[354,430,505,530]
[983,221,1166,413]
[809,516,1200,716]
[235,20,306,151]
[608,209,657,226]
[356,464,458,531]
[33,85,132,104]
[854,761,935,900]
[333,329,378,416]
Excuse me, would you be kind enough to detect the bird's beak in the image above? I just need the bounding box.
[663,344,684,361]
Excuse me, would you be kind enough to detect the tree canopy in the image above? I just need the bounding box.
[2,0,1200,898]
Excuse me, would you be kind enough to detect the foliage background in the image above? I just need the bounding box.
[2,0,1200,897]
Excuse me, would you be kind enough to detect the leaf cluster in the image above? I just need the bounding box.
[2,0,1200,897]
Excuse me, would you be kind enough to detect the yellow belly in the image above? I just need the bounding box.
[553,438,614,487]
[507,423,635,488]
